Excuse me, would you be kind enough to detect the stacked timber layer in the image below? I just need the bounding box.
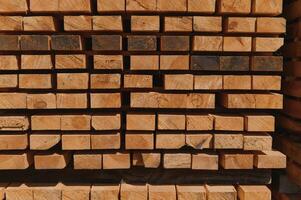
[0,0,286,197]
[0,183,274,200]
[278,0,301,193]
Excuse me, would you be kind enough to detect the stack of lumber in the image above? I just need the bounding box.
[0,183,274,200]
[0,0,286,197]
[278,0,301,192]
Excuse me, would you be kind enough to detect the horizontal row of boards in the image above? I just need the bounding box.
[0,35,284,52]
[0,151,286,170]
[0,15,286,33]
[0,55,283,71]
[0,114,275,132]
[0,92,283,109]
[0,74,282,91]
[0,132,275,151]
[0,0,284,15]
[0,183,273,200]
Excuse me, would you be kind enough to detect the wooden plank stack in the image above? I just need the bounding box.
[0,0,286,198]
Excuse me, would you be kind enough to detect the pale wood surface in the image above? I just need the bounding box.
[214,115,244,131]
[164,154,191,169]
[34,153,70,169]
[30,134,61,150]
[62,134,91,150]
[186,115,214,131]
[74,154,102,170]
[131,16,159,32]
[226,17,256,33]
[0,134,28,150]
[27,93,56,109]
[61,183,91,200]
[55,54,86,69]
[31,115,61,130]
[92,115,120,130]
[193,36,223,51]
[205,185,237,200]
[237,185,271,200]
[188,0,216,13]
[91,93,121,108]
[23,16,56,31]
[194,16,221,32]
[254,37,284,52]
[61,115,91,130]
[192,153,218,170]
[98,0,124,11]
[220,153,254,169]
[186,134,213,149]
[124,74,153,88]
[255,151,286,169]
[64,16,92,31]
[91,133,120,149]
[57,93,87,109]
[223,37,252,52]
[0,116,29,131]
[93,16,122,31]
[22,55,53,69]
[120,183,148,200]
[91,184,120,200]
[158,114,186,130]
[156,134,185,149]
[0,153,32,169]
[214,134,243,149]
[149,185,176,200]
[176,185,206,200]
[125,133,154,150]
[244,134,272,151]
[164,17,192,32]
[103,153,130,169]
[127,114,155,131]
[132,153,161,168]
